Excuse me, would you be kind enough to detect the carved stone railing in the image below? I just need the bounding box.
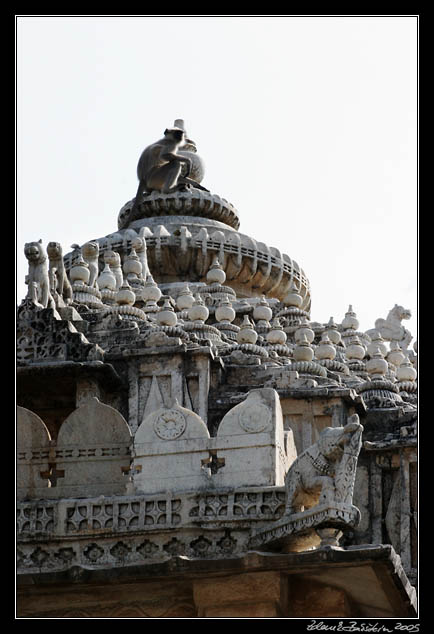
[17,486,286,542]
[63,218,311,307]
[16,486,286,573]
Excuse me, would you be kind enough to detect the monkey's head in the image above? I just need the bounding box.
[164,127,185,142]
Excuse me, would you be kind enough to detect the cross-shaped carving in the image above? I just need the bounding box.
[202,451,225,475]
[40,464,65,487]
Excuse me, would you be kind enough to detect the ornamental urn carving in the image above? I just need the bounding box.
[293,333,314,362]
[366,346,388,379]
[367,330,388,358]
[345,336,365,361]
[123,248,142,279]
[342,305,359,331]
[237,315,258,345]
[206,259,226,285]
[157,299,178,327]
[116,280,136,306]
[97,263,117,292]
[142,275,162,303]
[215,296,236,324]
[294,318,315,344]
[266,318,287,345]
[324,317,342,345]
[176,284,195,311]
[188,295,209,323]
[282,280,303,308]
[253,296,273,323]
[315,334,336,361]
[70,255,90,286]
[396,355,417,382]
[387,341,406,368]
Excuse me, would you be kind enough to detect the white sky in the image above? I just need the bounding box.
[16,15,418,343]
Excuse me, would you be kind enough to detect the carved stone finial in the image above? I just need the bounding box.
[237,315,258,345]
[342,305,359,331]
[157,298,178,327]
[176,284,195,311]
[206,257,226,285]
[366,345,388,379]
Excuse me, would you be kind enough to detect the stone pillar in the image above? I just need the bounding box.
[193,571,287,617]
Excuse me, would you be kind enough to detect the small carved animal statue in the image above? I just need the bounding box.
[81,241,100,288]
[47,241,73,305]
[24,240,55,309]
[366,304,413,350]
[284,415,363,516]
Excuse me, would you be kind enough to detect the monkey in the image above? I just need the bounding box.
[131,126,209,217]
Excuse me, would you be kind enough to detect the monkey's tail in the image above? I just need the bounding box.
[130,179,146,219]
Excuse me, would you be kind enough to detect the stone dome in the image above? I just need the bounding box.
[64,120,311,310]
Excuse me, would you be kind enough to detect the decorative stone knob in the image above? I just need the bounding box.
[236,315,258,345]
[97,263,117,291]
[188,295,209,323]
[366,346,388,378]
[342,305,359,331]
[266,318,287,345]
[367,330,388,358]
[142,275,162,303]
[253,296,273,323]
[294,318,315,344]
[176,284,195,311]
[116,280,136,306]
[123,248,142,279]
[345,336,365,361]
[293,334,314,362]
[215,295,236,324]
[206,258,226,285]
[157,298,178,327]
[282,280,303,308]
[396,355,417,382]
[387,341,405,368]
[70,255,90,285]
[315,335,336,361]
[324,317,341,345]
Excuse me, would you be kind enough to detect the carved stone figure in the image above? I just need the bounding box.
[24,240,54,309]
[47,242,73,305]
[81,241,100,288]
[366,305,413,350]
[284,414,363,516]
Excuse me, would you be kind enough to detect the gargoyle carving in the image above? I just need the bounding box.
[284,414,363,516]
